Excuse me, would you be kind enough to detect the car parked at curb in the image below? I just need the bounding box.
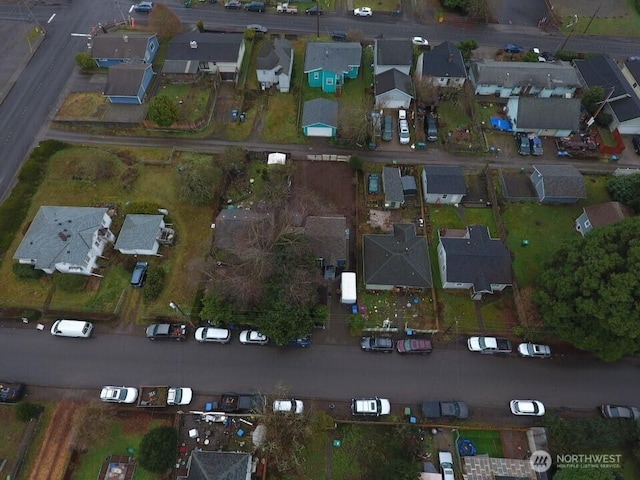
[224,0,242,8]
[239,330,269,345]
[133,1,153,13]
[351,397,391,416]
[288,335,312,347]
[600,404,640,419]
[100,386,138,404]
[517,343,551,358]
[305,5,323,14]
[360,336,393,352]
[510,399,545,416]
[246,24,268,33]
[412,37,428,47]
[331,31,347,41]
[0,382,25,403]
[396,338,433,354]
[504,43,524,54]
[244,1,265,11]
[273,398,304,414]
[146,323,187,341]
[168,387,193,405]
[195,326,231,343]
[354,6,372,16]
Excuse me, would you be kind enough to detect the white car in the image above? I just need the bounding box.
[398,109,407,120]
[399,120,410,145]
[100,386,138,404]
[531,47,546,62]
[273,398,304,414]
[517,343,551,358]
[438,452,455,480]
[353,7,372,16]
[168,387,193,406]
[351,397,391,416]
[411,36,429,46]
[510,399,545,416]
[239,330,269,345]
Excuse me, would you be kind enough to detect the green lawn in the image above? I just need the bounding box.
[0,406,29,475]
[263,94,303,143]
[458,430,503,457]
[155,83,212,123]
[558,0,640,37]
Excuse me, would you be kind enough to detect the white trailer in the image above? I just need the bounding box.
[340,272,357,304]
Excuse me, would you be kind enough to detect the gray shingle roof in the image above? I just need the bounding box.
[304,42,362,74]
[177,451,251,480]
[584,201,633,228]
[213,209,271,255]
[375,39,413,67]
[401,175,417,194]
[470,59,580,89]
[256,37,292,71]
[375,68,414,96]
[91,33,155,60]
[363,224,432,288]
[439,225,511,288]
[302,98,338,128]
[13,206,108,270]
[104,63,152,96]
[114,214,163,251]
[422,166,466,195]
[383,166,405,204]
[515,96,581,131]
[304,216,347,266]
[166,33,244,63]
[574,55,640,122]
[421,41,466,78]
[532,164,586,198]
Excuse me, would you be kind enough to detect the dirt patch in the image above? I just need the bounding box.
[121,410,168,434]
[29,401,80,480]
[367,209,402,230]
[500,430,529,459]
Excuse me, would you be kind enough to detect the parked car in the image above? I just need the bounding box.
[530,47,546,62]
[600,404,640,419]
[510,399,545,416]
[517,343,551,358]
[273,398,304,414]
[195,326,231,343]
[422,401,468,419]
[425,114,438,142]
[239,330,269,345]
[244,1,265,11]
[439,451,455,480]
[0,382,25,403]
[130,261,148,287]
[133,1,153,12]
[396,338,433,354]
[632,135,640,154]
[382,114,393,141]
[411,37,428,46]
[167,387,193,405]
[146,323,187,341]
[360,336,393,352]
[541,51,555,61]
[305,5,323,14]
[399,120,410,145]
[368,173,380,194]
[331,31,347,41]
[100,386,138,404]
[224,0,242,8]
[351,397,391,416]
[288,335,312,347]
[531,136,543,155]
[246,24,268,33]
[354,6,372,16]
[515,133,530,155]
[503,43,524,54]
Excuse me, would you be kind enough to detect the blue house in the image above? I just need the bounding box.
[303,42,361,93]
[104,63,155,104]
[530,165,586,203]
[575,201,633,236]
[302,98,338,137]
[91,33,159,68]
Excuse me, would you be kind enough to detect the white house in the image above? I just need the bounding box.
[375,68,414,109]
[115,214,174,256]
[256,38,294,93]
[13,206,115,276]
[421,165,466,204]
[374,39,413,76]
[415,41,467,88]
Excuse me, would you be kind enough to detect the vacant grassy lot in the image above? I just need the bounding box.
[156,83,212,123]
[263,94,302,143]
[0,406,29,475]
[56,92,109,120]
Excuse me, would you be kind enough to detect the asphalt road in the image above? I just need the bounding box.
[1,326,639,409]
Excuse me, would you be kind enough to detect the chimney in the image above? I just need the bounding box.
[190,41,198,49]
[448,53,453,62]
[123,35,128,43]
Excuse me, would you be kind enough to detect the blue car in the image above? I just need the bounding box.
[288,336,312,347]
[504,44,524,54]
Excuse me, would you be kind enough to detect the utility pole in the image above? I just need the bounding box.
[316,0,320,39]
[583,1,603,34]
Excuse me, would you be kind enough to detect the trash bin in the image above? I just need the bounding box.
[521,240,530,246]
[184,0,192,7]
[351,304,358,314]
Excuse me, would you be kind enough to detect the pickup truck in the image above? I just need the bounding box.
[276,2,297,13]
[467,336,512,354]
[422,401,469,419]
[219,392,265,413]
[145,323,187,341]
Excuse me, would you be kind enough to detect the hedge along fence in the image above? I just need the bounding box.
[0,140,69,257]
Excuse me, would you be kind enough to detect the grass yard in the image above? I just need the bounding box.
[0,405,29,475]
[352,0,401,12]
[263,94,302,143]
[155,83,212,123]
[438,289,477,333]
[458,430,503,457]
[56,92,109,120]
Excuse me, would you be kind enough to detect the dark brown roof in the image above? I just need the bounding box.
[584,201,634,228]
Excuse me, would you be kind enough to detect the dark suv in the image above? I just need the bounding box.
[633,136,640,155]
[332,31,347,41]
[360,336,394,352]
[244,1,265,11]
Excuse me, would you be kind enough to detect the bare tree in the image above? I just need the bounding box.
[338,99,371,146]
[414,77,440,106]
[149,3,182,40]
[69,404,115,452]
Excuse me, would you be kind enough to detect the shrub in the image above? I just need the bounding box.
[15,402,43,422]
[13,263,44,280]
[348,313,366,336]
[143,267,165,301]
[138,426,177,473]
[120,166,139,191]
[53,273,88,292]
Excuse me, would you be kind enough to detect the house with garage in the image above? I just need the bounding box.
[256,38,294,93]
[164,33,245,80]
[382,166,404,209]
[304,42,362,93]
[213,209,272,259]
[13,206,115,276]
[421,166,466,204]
[437,225,511,299]
[375,68,414,109]
[91,33,159,68]
[302,98,338,137]
[469,59,580,98]
[177,451,254,480]
[530,165,586,203]
[575,201,633,236]
[103,62,155,104]
[415,41,467,88]
[574,55,640,134]
[114,214,175,255]
[374,39,413,76]
[305,216,348,279]
[363,224,432,290]
[506,96,581,137]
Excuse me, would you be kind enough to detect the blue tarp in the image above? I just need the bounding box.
[490,117,513,131]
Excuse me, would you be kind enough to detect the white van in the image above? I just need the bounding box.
[50,319,94,338]
[194,326,231,344]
